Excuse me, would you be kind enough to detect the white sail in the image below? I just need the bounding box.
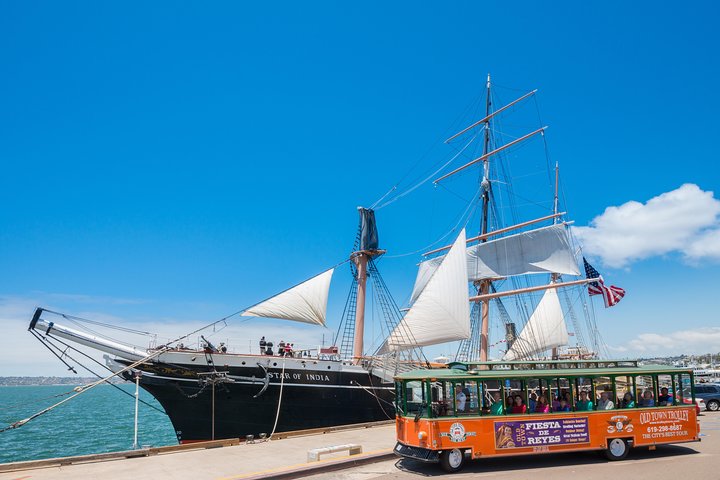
[382,229,470,352]
[410,224,579,304]
[502,287,568,361]
[243,268,334,326]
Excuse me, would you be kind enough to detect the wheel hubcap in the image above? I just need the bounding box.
[710,401,719,411]
[448,449,462,468]
[610,439,625,456]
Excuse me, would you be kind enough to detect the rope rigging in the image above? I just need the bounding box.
[374,134,478,210]
[351,377,395,421]
[376,261,425,363]
[383,182,482,260]
[30,329,166,414]
[368,91,487,211]
[41,308,154,336]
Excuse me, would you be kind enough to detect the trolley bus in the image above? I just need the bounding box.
[394,360,700,473]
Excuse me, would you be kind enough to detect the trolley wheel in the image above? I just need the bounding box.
[439,448,466,473]
[605,438,629,461]
[707,400,719,411]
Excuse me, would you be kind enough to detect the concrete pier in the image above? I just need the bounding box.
[0,421,396,480]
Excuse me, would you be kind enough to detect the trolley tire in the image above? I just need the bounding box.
[707,400,719,412]
[605,438,629,461]
[439,448,466,473]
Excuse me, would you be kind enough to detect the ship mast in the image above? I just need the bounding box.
[351,208,382,363]
[352,251,371,362]
[551,162,560,359]
[436,77,542,362]
[478,73,492,362]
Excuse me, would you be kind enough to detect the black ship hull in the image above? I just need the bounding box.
[121,355,396,442]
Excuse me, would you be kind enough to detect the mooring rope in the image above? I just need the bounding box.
[353,377,395,420]
[267,358,287,440]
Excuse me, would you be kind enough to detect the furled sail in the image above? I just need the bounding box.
[358,207,379,251]
[381,229,470,352]
[243,268,334,326]
[410,224,580,304]
[502,287,568,361]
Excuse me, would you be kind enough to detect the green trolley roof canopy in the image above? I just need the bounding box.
[395,359,694,381]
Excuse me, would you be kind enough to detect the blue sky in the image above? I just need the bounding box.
[2,2,719,375]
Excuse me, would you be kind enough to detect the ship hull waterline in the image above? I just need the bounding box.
[117,355,396,443]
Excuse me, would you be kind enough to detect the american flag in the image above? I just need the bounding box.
[583,257,625,308]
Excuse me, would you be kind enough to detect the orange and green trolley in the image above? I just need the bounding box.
[393,360,700,473]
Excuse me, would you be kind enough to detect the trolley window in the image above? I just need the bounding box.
[483,379,505,415]
[404,380,426,416]
[636,374,656,407]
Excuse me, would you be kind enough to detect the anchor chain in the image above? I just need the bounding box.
[172,362,270,399]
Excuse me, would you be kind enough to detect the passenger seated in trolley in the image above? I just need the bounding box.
[528,392,537,411]
[621,392,635,408]
[658,387,673,406]
[640,390,655,407]
[510,395,527,414]
[490,391,505,415]
[534,395,550,413]
[597,391,614,410]
[557,397,571,412]
[576,390,594,411]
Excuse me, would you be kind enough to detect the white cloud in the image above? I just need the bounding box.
[573,183,720,268]
[609,327,720,357]
[47,293,149,306]
[685,227,720,261]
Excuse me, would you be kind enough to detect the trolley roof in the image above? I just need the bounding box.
[395,359,692,381]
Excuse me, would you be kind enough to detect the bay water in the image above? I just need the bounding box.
[0,384,177,464]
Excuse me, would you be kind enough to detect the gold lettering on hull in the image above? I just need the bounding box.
[267,372,332,383]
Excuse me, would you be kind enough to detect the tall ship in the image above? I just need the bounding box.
[23,76,618,442]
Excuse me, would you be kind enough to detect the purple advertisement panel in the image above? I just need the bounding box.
[494,417,589,449]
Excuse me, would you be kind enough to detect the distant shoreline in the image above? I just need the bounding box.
[0,377,126,387]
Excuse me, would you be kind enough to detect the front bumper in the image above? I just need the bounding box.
[394,442,440,463]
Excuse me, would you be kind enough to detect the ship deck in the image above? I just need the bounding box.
[0,421,395,480]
